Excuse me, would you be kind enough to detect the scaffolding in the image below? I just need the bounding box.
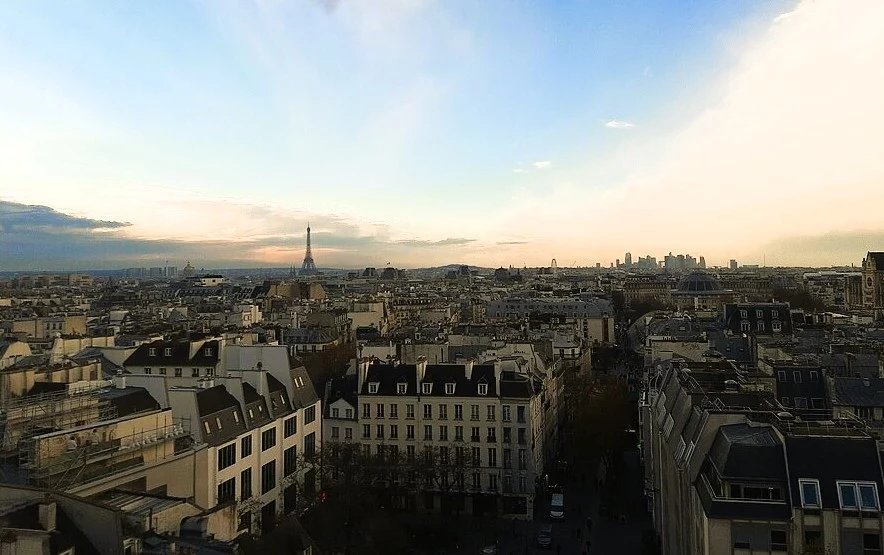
[19,415,192,491]
[0,388,117,455]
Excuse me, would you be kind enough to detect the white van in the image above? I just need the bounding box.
[550,493,565,520]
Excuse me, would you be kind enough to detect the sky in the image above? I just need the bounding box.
[1,0,883,271]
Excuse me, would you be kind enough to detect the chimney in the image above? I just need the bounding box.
[113,370,126,390]
[465,358,475,381]
[416,356,428,388]
[38,495,56,532]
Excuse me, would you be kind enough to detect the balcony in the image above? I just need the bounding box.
[471,436,481,443]
[486,436,497,443]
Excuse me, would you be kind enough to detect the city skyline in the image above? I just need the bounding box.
[2,0,884,270]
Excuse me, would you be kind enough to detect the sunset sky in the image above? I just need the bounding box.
[2,0,883,271]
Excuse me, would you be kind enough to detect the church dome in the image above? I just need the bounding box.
[677,271,722,293]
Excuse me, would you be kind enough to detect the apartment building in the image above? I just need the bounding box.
[126,344,321,534]
[644,359,884,555]
[123,337,222,380]
[356,357,539,519]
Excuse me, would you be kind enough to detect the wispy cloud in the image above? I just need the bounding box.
[496,241,528,245]
[772,11,795,24]
[533,161,552,169]
[604,120,636,129]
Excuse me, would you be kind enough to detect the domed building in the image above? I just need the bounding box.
[671,271,736,311]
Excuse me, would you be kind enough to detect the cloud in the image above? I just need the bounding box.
[496,241,528,245]
[604,120,636,129]
[0,202,130,233]
[772,11,795,24]
[533,161,552,169]
[496,0,884,267]
[393,237,475,248]
[512,168,526,173]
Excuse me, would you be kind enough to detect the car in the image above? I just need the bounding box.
[536,526,553,548]
[480,544,498,555]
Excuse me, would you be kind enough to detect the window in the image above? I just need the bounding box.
[858,406,873,418]
[770,530,787,552]
[777,371,787,382]
[148,348,157,356]
[390,424,398,439]
[164,347,172,356]
[262,428,276,451]
[471,447,481,466]
[241,468,252,499]
[811,398,825,409]
[368,382,379,394]
[445,383,455,395]
[304,404,316,424]
[757,321,766,332]
[424,425,433,440]
[363,403,370,418]
[519,475,527,493]
[218,443,236,470]
[518,449,526,469]
[503,427,512,443]
[363,424,371,439]
[377,424,384,439]
[740,309,748,319]
[284,416,297,438]
[174,368,182,377]
[218,477,236,503]
[518,428,527,445]
[503,449,512,469]
[390,404,398,418]
[488,448,497,467]
[304,432,315,456]
[439,425,448,441]
[203,421,211,434]
[471,405,480,420]
[472,472,481,489]
[781,397,791,406]
[810,370,819,382]
[422,382,432,394]
[439,404,448,419]
[454,404,463,420]
[756,309,764,319]
[345,408,353,419]
[798,479,820,509]
[331,408,339,418]
[331,426,339,439]
[192,368,200,377]
[771,310,779,319]
[478,383,488,396]
[837,482,880,511]
[487,427,497,442]
[407,444,416,462]
[455,426,463,441]
[397,382,407,395]
[772,321,782,332]
[864,533,881,554]
[793,371,802,383]
[406,404,415,419]
[487,405,496,421]
[407,425,415,439]
[741,321,750,332]
[794,397,808,409]
[376,404,385,418]
[502,405,511,421]
[204,347,213,356]
[284,446,297,476]
[241,436,252,457]
[261,461,276,494]
[516,406,526,423]
[345,427,352,440]
[424,404,433,419]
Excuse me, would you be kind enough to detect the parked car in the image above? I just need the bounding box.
[480,544,498,555]
[536,526,553,548]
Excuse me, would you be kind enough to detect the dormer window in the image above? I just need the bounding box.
[397,383,407,395]
[204,347,213,356]
[368,382,379,394]
[164,348,172,356]
[148,348,157,357]
[422,383,432,395]
[478,383,488,396]
[445,383,456,395]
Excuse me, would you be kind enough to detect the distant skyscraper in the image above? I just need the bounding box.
[699,256,706,269]
[300,224,318,276]
[624,252,632,267]
[729,259,738,270]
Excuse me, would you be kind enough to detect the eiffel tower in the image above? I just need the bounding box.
[300,224,318,276]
